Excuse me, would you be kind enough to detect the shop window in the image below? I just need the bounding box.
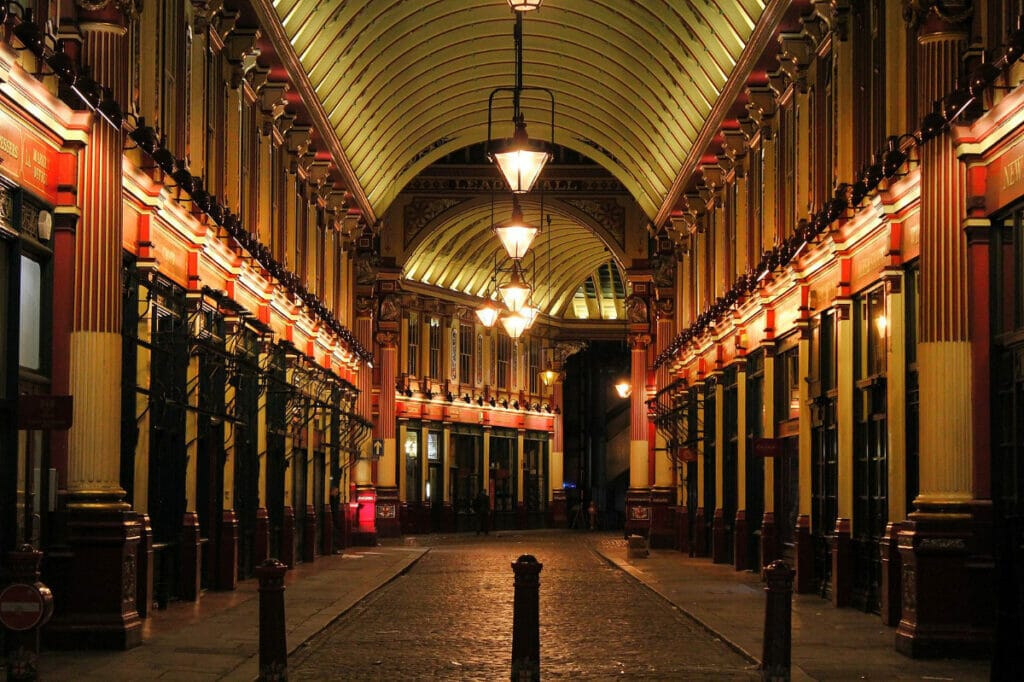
[407,311,419,376]
[428,316,442,379]
[496,335,511,390]
[459,323,473,385]
[528,338,540,395]
[404,429,421,503]
[18,256,42,371]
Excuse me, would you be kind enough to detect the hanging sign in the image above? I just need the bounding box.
[752,437,785,458]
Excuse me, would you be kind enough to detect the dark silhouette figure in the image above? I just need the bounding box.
[473,489,490,536]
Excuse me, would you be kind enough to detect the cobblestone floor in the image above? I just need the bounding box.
[289,532,759,680]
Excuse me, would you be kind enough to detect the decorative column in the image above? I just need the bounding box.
[693,379,708,557]
[516,429,526,529]
[761,348,778,566]
[833,288,855,608]
[181,288,203,596]
[624,328,652,537]
[255,339,271,564]
[898,1,990,656]
[881,268,907,625]
[351,288,376,546]
[52,0,140,649]
[217,312,240,590]
[650,297,676,548]
[734,360,749,571]
[712,377,728,564]
[374,328,400,538]
[794,312,815,593]
[549,371,566,525]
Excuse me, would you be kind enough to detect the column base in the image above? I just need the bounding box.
[649,488,676,549]
[880,522,903,627]
[624,489,651,538]
[302,505,317,563]
[180,512,201,602]
[550,490,567,527]
[44,504,142,650]
[254,508,270,565]
[761,511,778,568]
[136,514,154,618]
[217,510,238,591]
[375,487,401,538]
[693,507,708,557]
[895,507,992,658]
[676,506,691,555]
[712,508,728,564]
[794,515,815,594]
[831,518,852,608]
[280,506,296,568]
[321,503,335,555]
[733,509,749,571]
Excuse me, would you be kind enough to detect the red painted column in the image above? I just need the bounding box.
[650,304,676,548]
[897,3,991,658]
[48,2,141,649]
[624,332,651,537]
[375,331,400,537]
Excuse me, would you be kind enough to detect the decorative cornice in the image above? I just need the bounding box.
[654,0,791,228]
[248,0,376,224]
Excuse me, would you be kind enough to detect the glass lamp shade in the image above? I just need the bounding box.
[521,305,540,329]
[539,368,558,386]
[491,122,551,194]
[476,300,500,328]
[494,202,538,260]
[508,0,543,10]
[615,380,632,399]
[500,311,530,339]
[499,265,532,313]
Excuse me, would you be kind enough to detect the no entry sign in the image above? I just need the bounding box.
[0,583,45,631]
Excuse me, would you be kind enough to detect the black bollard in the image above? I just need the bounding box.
[510,554,543,681]
[761,559,795,682]
[255,558,288,682]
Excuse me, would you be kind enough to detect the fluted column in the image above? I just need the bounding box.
[653,306,675,491]
[351,295,376,544]
[628,333,651,490]
[549,374,566,525]
[624,331,651,536]
[374,322,400,537]
[897,1,988,657]
[52,1,141,650]
[67,8,129,504]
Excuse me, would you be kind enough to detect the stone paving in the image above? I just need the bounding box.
[289,532,759,680]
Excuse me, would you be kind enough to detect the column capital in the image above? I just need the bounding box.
[627,333,651,351]
[903,0,973,35]
[375,331,399,349]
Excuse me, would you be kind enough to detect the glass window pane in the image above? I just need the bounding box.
[19,256,41,370]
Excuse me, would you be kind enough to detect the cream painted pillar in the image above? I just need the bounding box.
[421,423,431,501]
[443,425,452,503]
[885,272,907,521]
[353,304,374,494]
[654,310,675,492]
[257,348,269,509]
[483,426,492,494]
[550,375,564,494]
[696,382,706,505]
[223,356,236,513]
[516,429,525,508]
[133,284,151,514]
[714,380,725,508]
[547,434,555,503]
[798,330,812,521]
[397,420,409,501]
[283,364,294,508]
[736,364,748,512]
[836,303,855,527]
[762,352,776,513]
[376,333,398,489]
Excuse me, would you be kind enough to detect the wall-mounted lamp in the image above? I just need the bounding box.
[614,380,632,399]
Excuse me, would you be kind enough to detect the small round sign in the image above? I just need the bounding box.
[0,583,45,632]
